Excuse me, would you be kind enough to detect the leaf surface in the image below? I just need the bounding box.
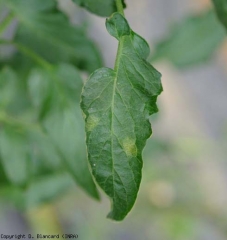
[81,13,162,220]
[151,11,226,68]
[2,0,102,72]
[73,0,126,17]
[26,173,74,208]
[28,63,99,199]
[0,127,29,186]
[0,68,31,186]
[212,0,227,30]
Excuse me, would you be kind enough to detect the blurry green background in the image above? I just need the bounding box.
[0,0,227,239]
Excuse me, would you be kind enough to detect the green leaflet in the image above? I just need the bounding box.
[2,0,102,72]
[212,0,227,30]
[0,67,17,109]
[26,173,74,209]
[28,63,99,200]
[0,65,99,202]
[151,11,226,68]
[0,156,9,186]
[81,13,162,220]
[0,172,74,210]
[0,68,30,186]
[0,127,30,186]
[73,0,126,17]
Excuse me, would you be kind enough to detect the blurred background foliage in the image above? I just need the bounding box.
[0,0,227,239]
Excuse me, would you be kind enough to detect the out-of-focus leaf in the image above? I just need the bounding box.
[0,186,25,209]
[0,156,10,186]
[212,0,227,30]
[0,53,35,80]
[28,129,62,177]
[151,11,226,68]
[81,13,162,220]
[73,0,126,17]
[0,127,30,186]
[0,66,97,205]
[28,63,99,200]
[0,67,17,109]
[26,173,74,208]
[2,0,102,72]
[0,67,30,115]
[0,173,73,209]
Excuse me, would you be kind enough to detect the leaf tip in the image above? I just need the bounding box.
[106,12,130,40]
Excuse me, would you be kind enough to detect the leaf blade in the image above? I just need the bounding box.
[0,127,30,186]
[28,63,100,200]
[2,0,102,72]
[212,0,227,30]
[151,11,226,68]
[81,13,162,220]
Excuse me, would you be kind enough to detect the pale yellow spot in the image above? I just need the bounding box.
[86,116,99,132]
[122,138,137,157]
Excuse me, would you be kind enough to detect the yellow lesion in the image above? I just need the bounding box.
[86,115,99,132]
[122,137,137,157]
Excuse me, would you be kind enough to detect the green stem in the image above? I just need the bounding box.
[114,36,124,71]
[0,12,15,36]
[116,0,124,16]
[0,39,53,71]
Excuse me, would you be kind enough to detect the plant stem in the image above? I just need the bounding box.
[114,0,126,70]
[0,39,53,71]
[116,0,124,16]
[0,12,15,36]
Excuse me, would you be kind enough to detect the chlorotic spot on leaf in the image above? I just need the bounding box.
[122,137,137,157]
[86,116,100,132]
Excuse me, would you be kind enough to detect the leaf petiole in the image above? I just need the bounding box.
[116,0,124,16]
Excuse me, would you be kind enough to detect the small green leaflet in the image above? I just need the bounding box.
[81,13,162,220]
[151,11,226,68]
[212,0,227,30]
[73,0,126,17]
[2,0,102,72]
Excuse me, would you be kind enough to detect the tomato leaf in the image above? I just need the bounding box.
[28,63,99,200]
[151,11,226,68]
[81,13,162,220]
[2,0,102,72]
[0,127,30,186]
[26,173,74,209]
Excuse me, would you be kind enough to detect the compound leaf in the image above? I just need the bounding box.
[151,11,226,68]
[2,0,102,72]
[81,13,162,220]
[73,0,126,17]
[212,0,227,30]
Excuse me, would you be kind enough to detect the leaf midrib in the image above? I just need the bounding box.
[110,36,125,209]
